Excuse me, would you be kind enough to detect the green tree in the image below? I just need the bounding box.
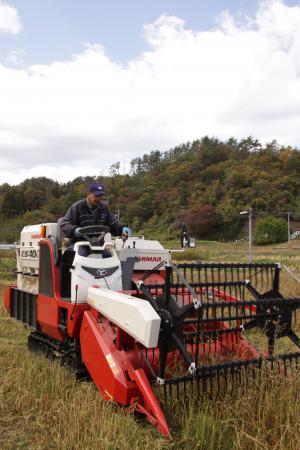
[254,217,287,245]
[109,161,120,177]
[2,187,25,217]
[24,187,44,210]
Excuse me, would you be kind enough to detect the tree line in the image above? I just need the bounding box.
[1,136,300,242]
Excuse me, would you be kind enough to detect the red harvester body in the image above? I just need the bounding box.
[4,224,300,436]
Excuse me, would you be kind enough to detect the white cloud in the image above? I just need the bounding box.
[0,0,300,185]
[0,1,22,34]
[6,48,26,66]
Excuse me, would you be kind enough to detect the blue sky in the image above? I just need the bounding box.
[1,0,263,65]
[0,0,300,184]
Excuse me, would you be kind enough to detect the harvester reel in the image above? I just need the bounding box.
[156,295,196,378]
[138,262,300,397]
[244,285,294,353]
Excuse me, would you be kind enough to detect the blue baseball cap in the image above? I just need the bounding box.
[88,183,106,196]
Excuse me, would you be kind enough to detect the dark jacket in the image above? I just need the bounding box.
[60,199,123,243]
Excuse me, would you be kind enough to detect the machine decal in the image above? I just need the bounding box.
[139,256,162,262]
[21,249,39,259]
[105,353,119,377]
[96,269,108,277]
[82,265,119,279]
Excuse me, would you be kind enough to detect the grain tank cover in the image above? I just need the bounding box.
[17,223,58,293]
[19,223,58,269]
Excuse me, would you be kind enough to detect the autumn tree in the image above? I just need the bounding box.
[177,205,219,238]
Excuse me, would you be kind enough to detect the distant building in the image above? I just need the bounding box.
[290,230,300,239]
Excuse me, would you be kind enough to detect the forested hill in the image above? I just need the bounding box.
[1,136,300,242]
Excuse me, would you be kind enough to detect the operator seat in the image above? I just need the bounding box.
[56,217,66,249]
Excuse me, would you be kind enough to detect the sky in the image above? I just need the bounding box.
[0,0,300,185]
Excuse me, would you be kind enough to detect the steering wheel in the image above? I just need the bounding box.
[79,225,110,245]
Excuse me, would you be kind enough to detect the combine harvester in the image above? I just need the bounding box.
[4,223,300,436]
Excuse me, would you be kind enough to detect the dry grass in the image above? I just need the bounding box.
[1,242,300,449]
[170,238,300,266]
[0,286,169,450]
[161,367,300,450]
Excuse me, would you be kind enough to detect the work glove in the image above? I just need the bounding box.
[74,227,82,238]
[122,226,132,237]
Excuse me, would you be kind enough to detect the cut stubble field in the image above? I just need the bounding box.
[1,242,300,450]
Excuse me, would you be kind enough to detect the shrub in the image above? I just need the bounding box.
[254,216,287,245]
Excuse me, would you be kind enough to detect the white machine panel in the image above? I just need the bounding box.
[87,287,161,348]
[114,237,170,271]
[19,223,58,270]
[70,242,123,303]
[17,223,58,293]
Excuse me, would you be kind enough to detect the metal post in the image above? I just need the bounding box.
[287,211,291,245]
[249,208,253,263]
[240,209,252,262]
[164,263,172,308]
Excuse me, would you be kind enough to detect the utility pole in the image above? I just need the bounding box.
[249,207,253,263]
[287,211,291,245]
[240,208,253,263]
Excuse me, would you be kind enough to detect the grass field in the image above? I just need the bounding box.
[1,242,300,449]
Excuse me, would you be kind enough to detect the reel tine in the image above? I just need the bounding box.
[169,382,173,401]
[157,353,300,406]
[163,383,167,404]
[196,377,200,401]
[176,380,179,400]
[254,266,258,286]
